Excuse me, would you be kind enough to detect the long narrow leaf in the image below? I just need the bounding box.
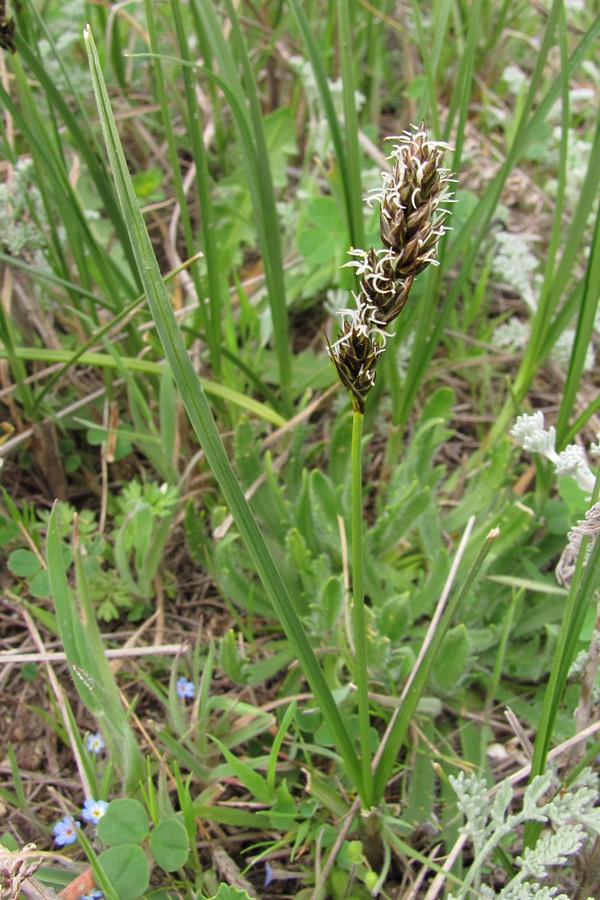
[288,0,361,247]
[0,346,286,428]
[393,9,600,434]
[373,521,495,801]
[555,202,600,442]
[190,0,293,410]
[337,0,364,250]
[46,504,145,792]
[83,25,364,803]
[168,0,224,375]
[14,32,141,291]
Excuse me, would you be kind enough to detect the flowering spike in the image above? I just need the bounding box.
[328,123,454,409]
[326,322,383,414]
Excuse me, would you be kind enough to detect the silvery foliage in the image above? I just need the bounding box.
[492,230,539,312]
[288,55,365,159]
[447,767,600,899]
[491,228,595,374]
[0,160,46,256]
[37,0,90,96]
[492,63,598,374]
[511,411,596,497]
[512,412,600,588]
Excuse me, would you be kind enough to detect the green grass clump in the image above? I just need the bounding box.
[1,1,600,897]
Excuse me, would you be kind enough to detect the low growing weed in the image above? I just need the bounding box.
[5,480,178,622]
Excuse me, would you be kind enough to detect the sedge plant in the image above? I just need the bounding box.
[327,124,455,799]
[83,16,474,824]
[82,24,368,808]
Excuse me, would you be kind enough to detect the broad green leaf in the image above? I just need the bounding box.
[29,569,51,599]
[97,844,150,900]
[209,887,254,900]
[97,799,149,846]
[148,818,189,872]
[428,625,471,698]
[8,548,41,578]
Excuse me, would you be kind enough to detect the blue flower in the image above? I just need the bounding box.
[81,892,103,900]
[265,862,274,887]
[86,733,105,754]
[82,798,108,825]
[176,676,195,699]
[52,816,80,846]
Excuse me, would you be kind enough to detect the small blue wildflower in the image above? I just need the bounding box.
[81,892,103,900]
[265,862,274,887]
[52,816,80,846]
[86,733,105,754]
[176,676,195,699]
[82,798,108,825]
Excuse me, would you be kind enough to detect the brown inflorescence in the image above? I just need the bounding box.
[327,123,454,412]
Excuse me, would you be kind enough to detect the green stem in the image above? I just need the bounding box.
[351,408,373,805]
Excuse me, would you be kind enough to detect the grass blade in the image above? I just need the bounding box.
[373,520,495,801]
[288,0,363,248]
[190,0,293,410]
[83,24,364,803]
[46,504,145,793]
[337,0,364,250]
[0,345,286,428]
[145,0,222,376]
[555,200,600,443]
[392,8,600,436]
[13,27,141,293]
